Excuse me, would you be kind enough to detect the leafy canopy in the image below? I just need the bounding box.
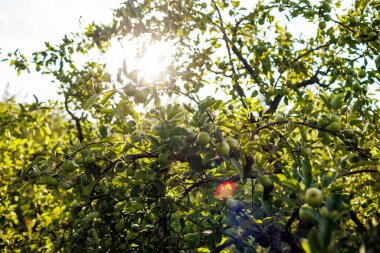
[1,0,380,252]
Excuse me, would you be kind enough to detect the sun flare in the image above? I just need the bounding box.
[131,40,174,84]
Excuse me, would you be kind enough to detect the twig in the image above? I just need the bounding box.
[338,169,378,178]
[64,93,84,143]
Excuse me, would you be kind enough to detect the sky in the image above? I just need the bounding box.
[0,0,122,102]
[0,0,362,104]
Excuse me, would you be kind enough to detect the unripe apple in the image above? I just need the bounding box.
[118,100,131,118]
[226,137,239,150]
[319,206,330,218]
[318,21,326,30]
[115,161,126,173]
[70,203,82,216]
[46,175,59,186]
[123,83,136,96]
[134,89,149,104]
[326,122,341,133]
[317,116,329,127]
[215,141,230,156]
[261,175,273,189]
[358,69,366,79]
[115,220,125,232]
[306,117,317,125]
[302,147,312,157]
[275,113,285,121]
[131,131,142,142]
[324,14,331,21]
[62,159,77,173]
[85,153,96,164]
[305,187,324,207]
[298,204,316,223]
[368,32,377,40]
[376,55,380,64]
[131,223,141,232]
[196,131,210,145]
[349,16,359,26]
[331,114,341,123]
[331,94,343,109]
[343,128,355,139]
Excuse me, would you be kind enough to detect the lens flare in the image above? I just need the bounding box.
[215,181,237,199]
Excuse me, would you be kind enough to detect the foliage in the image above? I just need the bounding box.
[1,0,380,252]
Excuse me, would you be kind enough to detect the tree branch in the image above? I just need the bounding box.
[338,169,378,178]
[350,210,366,234]
[264,72,320,115]
[250,120,375,160]
[285,208,300,231]
[64,93,84,143]
[210,1,257,123]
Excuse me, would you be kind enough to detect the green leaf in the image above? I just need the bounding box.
[230,158,244,179]
[302,159,312,188]
[84,93,98,110]
[101,90,117,105]
[308,227,322,252]
[188,155,204,172]
[171,127,189,136]
[99,125,107,138]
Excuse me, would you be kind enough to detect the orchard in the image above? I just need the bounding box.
[1,0,380,252]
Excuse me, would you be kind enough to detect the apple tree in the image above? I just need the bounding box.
[1,0,380,252]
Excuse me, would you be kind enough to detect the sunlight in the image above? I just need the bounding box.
[215,181,238,199]
[134,41,174,84]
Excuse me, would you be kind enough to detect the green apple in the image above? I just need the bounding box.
[85,153,96,164]
[343,128,354,139]
[261,175,274,189]
[118,99,131,118]
[317,116,329,127]
[275,113,285,121]
[131,223,141,232]
[306,117,317,125]
[349,16,359,26]
[305,187,324,207]
[318,21,326,30]
[196,131,210,145]
[45,175,59,186]
[326,122,341,133]
[134,89,149,104]
[115,220,125,232]
[358,69,366,78]
[331,114,341,123]
[376,55,380,65]
[331,94,343,109]
[302,147,312,157]
[62,159,77,173]
[369,32,378,40]
[298,204,317,223]
[226,198,245,212]
[215,141,230,156]
[115,161,126,173]
[226,137,239,150]
[123,83,136,96]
